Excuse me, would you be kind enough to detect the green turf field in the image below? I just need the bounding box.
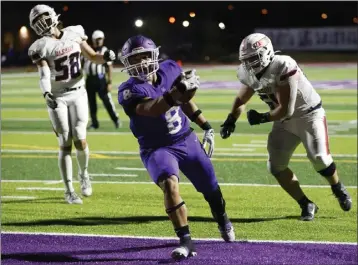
[1,65,357,243]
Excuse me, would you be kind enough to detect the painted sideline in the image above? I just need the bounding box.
[2,231,356,245]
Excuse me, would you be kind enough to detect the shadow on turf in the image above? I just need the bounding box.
[2,215,336,227]
[1,243,179,264]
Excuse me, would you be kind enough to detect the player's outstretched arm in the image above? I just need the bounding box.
[220,84,254,139]
[247,73,299,125]
[80,41,116,64]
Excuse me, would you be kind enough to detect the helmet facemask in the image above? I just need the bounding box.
[239,36,274,75]
[31,12,60,36]
[120,47,160,82]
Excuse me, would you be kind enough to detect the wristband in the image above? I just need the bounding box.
[189,109,202,122]
[200,121,212,130]
[43,92,50,98]
[261,112,271,123]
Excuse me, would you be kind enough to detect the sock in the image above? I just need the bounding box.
[58,150,74,193]
[76,145,89,176]
[203,186,229,227]
[331,181,342,190]
[297,195,313,207]
[174,225,190,239]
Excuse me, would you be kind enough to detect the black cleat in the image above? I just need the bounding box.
[300,202,319,221]
[115,120,122,129]
[331,183,352,211]
[171,236,197,261]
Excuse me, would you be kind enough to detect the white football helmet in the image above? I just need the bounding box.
[29,5,60,36]
[239,33,274,75]
[92,30,105,41]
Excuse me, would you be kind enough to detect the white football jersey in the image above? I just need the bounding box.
[237,55,322,118]
[28,25,88,93]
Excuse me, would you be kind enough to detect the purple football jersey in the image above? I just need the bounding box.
[118,59,191,148]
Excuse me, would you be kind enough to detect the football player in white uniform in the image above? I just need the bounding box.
[220,33,352,221]
[28,4,116,204]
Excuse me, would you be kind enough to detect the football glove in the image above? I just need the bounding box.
[220,113,237,139]
[202,128,215,158]
[247,109,270,125]
[43,92,57,109]
[179,69,200,92]
[103,49,116,62]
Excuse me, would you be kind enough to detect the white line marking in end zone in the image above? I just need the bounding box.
[114,167,146,171]
[91,173,138,177]
[2,231,356,245]
[16,187,64,191]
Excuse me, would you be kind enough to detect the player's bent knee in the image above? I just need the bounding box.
[318,162,336,177]
[267,160,287,176]
[74,139,87,150]
[58,132,72,147]
[60,145,72,152]
[158,175,179,194]
[311,155,334,172]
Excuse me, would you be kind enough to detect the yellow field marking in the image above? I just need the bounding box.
[1,154,357,164]
[2,144,58,150]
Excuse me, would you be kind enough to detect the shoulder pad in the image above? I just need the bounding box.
[64,25,88,41]
[273,55,298,83]
[28,38,47,63]
[236,64,250,86]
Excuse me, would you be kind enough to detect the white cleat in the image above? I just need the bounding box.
[65,191,83,204]
[78,173,92,197]
[219,223,235,242]
[171,246,197,261]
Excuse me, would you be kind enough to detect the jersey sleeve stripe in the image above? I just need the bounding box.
[279,68,297,81]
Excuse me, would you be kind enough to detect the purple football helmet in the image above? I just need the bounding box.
[119,35,160,81]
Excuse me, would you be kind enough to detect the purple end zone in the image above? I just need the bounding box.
[1,233,357,265]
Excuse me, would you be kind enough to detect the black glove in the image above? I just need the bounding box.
[43,92,57,109]
[103,49,116,62]
[247,109,270,125]
[220,113,237,139]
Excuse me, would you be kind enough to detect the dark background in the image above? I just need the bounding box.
[1,1,357,66]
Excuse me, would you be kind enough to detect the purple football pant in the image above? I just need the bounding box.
[140,132,218,193]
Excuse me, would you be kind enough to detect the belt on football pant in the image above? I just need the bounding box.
[64,86,81,92]
[307,101,322,114]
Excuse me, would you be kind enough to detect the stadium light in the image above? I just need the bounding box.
[135,19,143,27]
[321,13,328,19]
[353,17,358,24]
[218,22,225,30]
[228,4,234,11]
[182,20,190,27]
[19,26,29,39]
[169,17,176,24]
[189,12,196,18]
[63,5,69,12]
[261,9,268,15]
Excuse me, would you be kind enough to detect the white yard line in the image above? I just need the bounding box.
[3,179,356,189]
[2,149,356,158]
[2,231,356,245]
[1,196,37,200]
[91,173,138,177]
[16,187,64,191]
[115,167,147,171]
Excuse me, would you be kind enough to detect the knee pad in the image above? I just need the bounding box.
[311,154,334,172]
[318,162,336,177]
[166,201,185,214]
[267,160,287,176]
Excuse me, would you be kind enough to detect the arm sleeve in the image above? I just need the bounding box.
[38,65,52,95]
[276,57,299,119]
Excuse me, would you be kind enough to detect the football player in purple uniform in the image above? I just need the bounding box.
[118,35,235,260]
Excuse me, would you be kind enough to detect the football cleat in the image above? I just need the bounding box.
[171,237,197,261]
[218,222,235,242]
[331,183,352,211]
[300,202,318,221]
[65,191,83,204]
[78,173,92,197]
